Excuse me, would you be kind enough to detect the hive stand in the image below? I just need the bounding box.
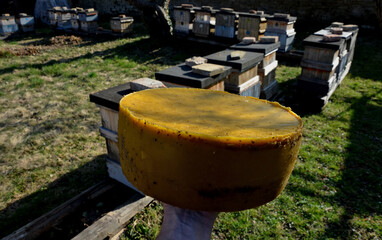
[204,49,263,97]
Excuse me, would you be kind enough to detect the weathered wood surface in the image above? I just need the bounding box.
[192,63,226,76]
[72,194,153,240]
[2,181,115,240]
[215,11,236,38]
[225,66,258,86]
[303,46,339,64]
[225,75,261,97]
[260,80,279,100]
[259,68,276,89]
[260,51,276,68]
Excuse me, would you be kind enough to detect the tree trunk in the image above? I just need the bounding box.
[128,0,173,38]
[377,0,382,35]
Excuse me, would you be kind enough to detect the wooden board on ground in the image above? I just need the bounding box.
[3,180,115,240]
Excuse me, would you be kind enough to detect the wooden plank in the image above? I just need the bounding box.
[72,194,153,240]
[99,126,118,142]
[192,63,225,76]
[2,180,115,240]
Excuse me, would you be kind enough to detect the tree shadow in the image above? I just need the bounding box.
[0,155,108,238]
[0,31,223,76]
[322,92,382,238]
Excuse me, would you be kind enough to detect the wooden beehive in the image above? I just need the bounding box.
[204,49,263,97]
[237,11,267,40]
[229,41,280,99]
[110,15,134,33]
[192,6,214,37]
[57,7,71,21]
[0,14,19,36]
[215,8,236,38]
[80,20,98,32]
[173,5,194,35]
[298,34,347,108]
[313,27,352,83]
[265,13,297,52]
[78,8,98,22]
[225,75,261,97]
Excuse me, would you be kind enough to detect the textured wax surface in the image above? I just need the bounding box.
[119,88,302,142]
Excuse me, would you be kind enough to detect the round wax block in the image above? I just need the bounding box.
[118,88,303,211]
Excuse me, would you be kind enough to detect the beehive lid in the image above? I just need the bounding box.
[303,34,345,50]
[89,81,182,111]
[204,49,263,72]
[238,11,268,20]
[155,63,232,89]
[268,13,297,23]
[84,8,97,15]
[194,6,216,13]
[314,28,352,40]
[217,8,236,15]
[229,42,281,55]
[111,15,133,22]
[174,5,193,11]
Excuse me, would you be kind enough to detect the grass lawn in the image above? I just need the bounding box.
[0,24,381,239]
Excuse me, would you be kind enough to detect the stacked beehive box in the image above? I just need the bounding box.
[173,4,194,36]
[78,8,98,33]
[57,7,72,30]
[237,10,267,41]
[265,13,297,52]
[192,6,215,37]
[298,34,346,108]
[0,14,19,36]
[214,8,236,39]
[204,49,263,97]
[89,79,180,189]
[110,15,134,34]
[313,23,358,84]
[15,13,34,32]
[69,8,82,31]
[48,6,62,27]
[229,38,280,99]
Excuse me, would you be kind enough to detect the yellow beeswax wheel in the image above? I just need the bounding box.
[118,88,303,211]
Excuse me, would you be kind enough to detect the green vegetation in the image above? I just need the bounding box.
[0,26,381,239]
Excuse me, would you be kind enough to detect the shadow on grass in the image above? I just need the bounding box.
[0,33,224,76]
[323,91,382,238]
[0,155,108,238]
